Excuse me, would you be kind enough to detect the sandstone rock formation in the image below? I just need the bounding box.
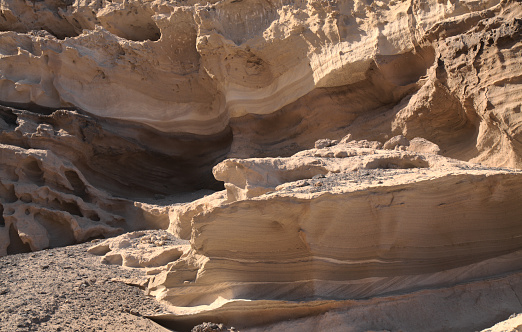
[0,104,224,254]
[0,0,521,162]
[1,0,522,330]
[1,0,522,250]
[482,314,522,332]
[89,139,522,331]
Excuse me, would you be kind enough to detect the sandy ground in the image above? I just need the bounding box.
[0,231,175,332]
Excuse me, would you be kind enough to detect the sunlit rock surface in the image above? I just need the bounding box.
[1,0,522,330]
[0,0,520,163]
[91,140,522,331]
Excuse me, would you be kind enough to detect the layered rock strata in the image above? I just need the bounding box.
[91,139,522,331]
[1,0,522,256]
[1,0,522,330]
[0,102,230,255]
[0,0,520,165]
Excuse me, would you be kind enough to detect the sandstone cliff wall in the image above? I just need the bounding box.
[1,0,522,330]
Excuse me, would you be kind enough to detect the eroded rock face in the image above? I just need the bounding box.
[1,0,522,331]
[0,128,173,256]
[88,230,189,269]
[0,0,520,165]
[92,140,522,330]
[0,106,231,196]
[0,104,228,254]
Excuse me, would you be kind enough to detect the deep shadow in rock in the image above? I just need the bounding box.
[0,106,232,199]
[6,224,31,255]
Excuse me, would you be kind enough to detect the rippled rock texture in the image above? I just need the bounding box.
[178,146,522,331]
[90,139,522,331]
[1,0,522,330]
[0,0,520,161]
[0,105,223,254]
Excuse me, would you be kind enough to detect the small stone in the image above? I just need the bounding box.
[334,151,349,158]
[340,133,353,143]
[407,137,440,155]
[191,322,227,332]
[314,138,338,149]
[383,135,409,150]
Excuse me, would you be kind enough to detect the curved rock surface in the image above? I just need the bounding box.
[1,0,522,331]
[0,0,520,165]
[90,140,522,331]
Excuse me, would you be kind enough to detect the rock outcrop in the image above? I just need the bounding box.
[482,314,522,332]
[1,0,522,330]
[90,140,522,331]
[0,0,521,163]
[1,0,522,251]
[0,104,219,254]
